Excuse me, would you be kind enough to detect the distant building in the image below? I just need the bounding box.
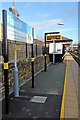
[34,39,44,46]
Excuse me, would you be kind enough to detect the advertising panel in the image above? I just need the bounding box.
[49,43,55,54]
[56,43,63,54]
[49,43,63,54]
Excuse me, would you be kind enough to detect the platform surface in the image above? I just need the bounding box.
[2,61,66,119]
[64,52,79,119]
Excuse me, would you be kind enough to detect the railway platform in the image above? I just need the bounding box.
[2,57,66,119]
[2,52,79,119]
[64,52,79,119]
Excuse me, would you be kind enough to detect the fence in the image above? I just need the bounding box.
[1,40,44,61]
[1,40,50,96]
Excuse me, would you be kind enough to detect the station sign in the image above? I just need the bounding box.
[7,11,34,44]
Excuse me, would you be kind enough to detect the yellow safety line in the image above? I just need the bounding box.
[60,61,68,119]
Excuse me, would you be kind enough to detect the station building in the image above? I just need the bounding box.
[45,32,73,63]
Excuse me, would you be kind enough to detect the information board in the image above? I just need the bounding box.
[46,34,62,41]
[7,11,34,43]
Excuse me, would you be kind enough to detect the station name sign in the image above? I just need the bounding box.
[7,11,34,44]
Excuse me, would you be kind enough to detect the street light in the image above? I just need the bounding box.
[58,23,64,25]
[53,22,64,32]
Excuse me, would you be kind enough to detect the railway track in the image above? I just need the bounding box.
[69,52,80,113]
[70,52,80,66]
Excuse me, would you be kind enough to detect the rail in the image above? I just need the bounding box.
[69,52,80,66]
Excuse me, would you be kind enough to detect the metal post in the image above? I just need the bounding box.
[53,54,55,64]
[13,49,19,97]
[31,44,34,88]
[53,41,55,64]
[26,43,27,58]
[36,44,37,57]
[44,33,47,72]
[3,10,9,114]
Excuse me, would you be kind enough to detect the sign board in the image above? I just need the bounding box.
[13,45,21,50]
[46,34,62,41]
[7,11,34,44]
[49,43,63,54]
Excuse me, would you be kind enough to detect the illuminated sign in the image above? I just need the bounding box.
[46,34,62,41]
